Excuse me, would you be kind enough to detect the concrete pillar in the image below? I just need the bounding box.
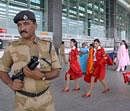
[48,0,53,32]
[48,0,62,54]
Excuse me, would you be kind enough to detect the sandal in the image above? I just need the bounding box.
[102,88,110,93]
[82,93,91,97]
[72,88,80,91]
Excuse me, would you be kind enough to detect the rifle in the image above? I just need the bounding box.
[12,56,39,81]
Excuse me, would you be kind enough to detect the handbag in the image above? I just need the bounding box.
[122,72,130,84]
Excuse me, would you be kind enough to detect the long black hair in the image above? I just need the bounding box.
[122,40,128,49]
[94,38,100,43]
[70,39,78,48]
[90,43,94,48]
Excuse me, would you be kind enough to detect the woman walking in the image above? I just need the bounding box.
[83,39,110,97]
[63,39,82,92]
[79,42,88,75]
[116,40,130,72]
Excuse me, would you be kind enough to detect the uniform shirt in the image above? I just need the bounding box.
[0,37,61,93]
[59,44,65,55]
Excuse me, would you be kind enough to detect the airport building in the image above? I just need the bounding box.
[0,0,130,49]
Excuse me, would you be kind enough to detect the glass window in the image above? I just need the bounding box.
[31,0,40,4]
[87,3,92,8]
[94,5,98,11]
[116,4,129,40]
[11,0,28,7]
[79,6,85,12]
[62,0,106,38]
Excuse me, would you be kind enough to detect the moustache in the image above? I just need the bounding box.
[20,31,27,34]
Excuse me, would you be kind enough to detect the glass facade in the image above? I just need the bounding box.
[0,0,44,35]
[116,3,130,41]
[62,0,130,42]
[62,0,106,39]
[0,0,130,42]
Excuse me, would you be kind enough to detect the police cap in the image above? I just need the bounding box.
[13,10,36,24]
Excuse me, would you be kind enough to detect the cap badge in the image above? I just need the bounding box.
[23,15,28,20]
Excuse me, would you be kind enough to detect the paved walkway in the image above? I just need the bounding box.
[1,66,130,111]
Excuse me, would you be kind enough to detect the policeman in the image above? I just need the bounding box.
[0,10,61,111]
[59,41,67,66]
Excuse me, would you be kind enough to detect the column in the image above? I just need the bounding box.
[48,0,62,54]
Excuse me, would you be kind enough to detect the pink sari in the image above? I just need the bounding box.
[117,45,130,67]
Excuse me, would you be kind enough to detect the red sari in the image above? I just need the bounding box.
[66,48,82,80]
[93,47,106,81]
[84,47,106,83]
[84,47,94,83]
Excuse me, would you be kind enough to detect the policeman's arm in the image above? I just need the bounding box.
[0,71,23,91]
[44,69,60,80]
[23,67,60,80]
[23,66,43,80]
[0,47,23,91]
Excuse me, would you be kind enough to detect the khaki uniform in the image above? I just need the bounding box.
[59,44,66,65]
[0,38,61,111]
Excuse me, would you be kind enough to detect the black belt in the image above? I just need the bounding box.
[17,86,49,97]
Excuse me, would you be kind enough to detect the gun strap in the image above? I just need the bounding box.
[36,40,52,67]
[49,42,52,54]
[41,58,52,66]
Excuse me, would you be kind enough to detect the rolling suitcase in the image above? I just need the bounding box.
[122,72,130,84]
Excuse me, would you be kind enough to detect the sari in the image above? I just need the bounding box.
[84,47,94,83]
[79,47,88,74]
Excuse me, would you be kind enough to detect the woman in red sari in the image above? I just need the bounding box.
[63,39,82,92]
[83,39,110,97]
[84,43,94,83]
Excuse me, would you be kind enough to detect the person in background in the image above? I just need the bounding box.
[59,41,67,66]
[0,10,61,111]
[63,39,82,92]
[116,40,130,72]
[79,42,88,75]
[82,39,110,97]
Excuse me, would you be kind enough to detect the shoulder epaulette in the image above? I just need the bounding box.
[38,39,52,54]
[38,38,51,43]
[10,39,22,46]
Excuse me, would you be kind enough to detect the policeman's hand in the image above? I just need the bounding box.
[11,79,24,91]
[23,66,43,80]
